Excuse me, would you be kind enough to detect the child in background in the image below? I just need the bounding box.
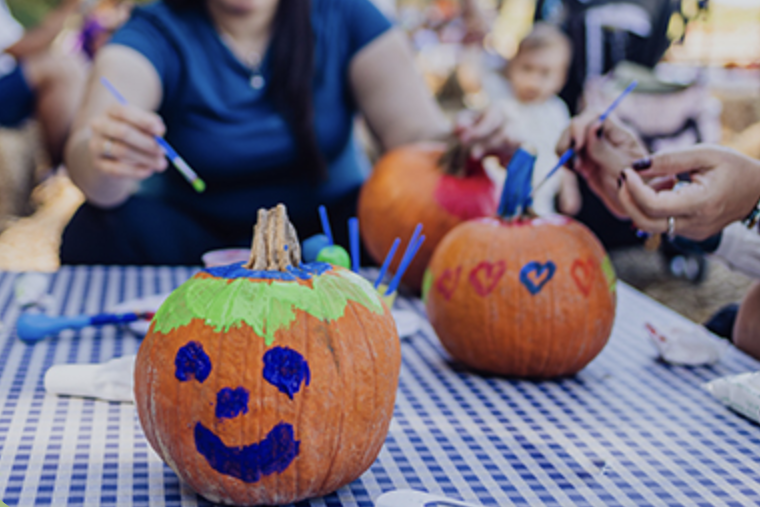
[0,0,86,167]
[484,22,580,216]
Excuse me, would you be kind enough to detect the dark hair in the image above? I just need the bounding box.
[166,0,326,182]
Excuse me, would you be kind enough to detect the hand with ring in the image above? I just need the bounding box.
[88,103,168,181]
[617,145,760,241]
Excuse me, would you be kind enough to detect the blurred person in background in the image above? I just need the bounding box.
[483,22,580,217]
[0,0,87,167]
[62,0,519,265]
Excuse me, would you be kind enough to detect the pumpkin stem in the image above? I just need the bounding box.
[436,134,496,178]
[245,204,302,271]
[437,135,469,177]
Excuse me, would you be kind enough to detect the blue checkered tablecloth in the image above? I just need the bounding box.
[1,266,760,506]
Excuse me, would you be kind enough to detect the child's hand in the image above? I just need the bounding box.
[558,168,582,216]
[556,109,647,218]
[454,107,522,165]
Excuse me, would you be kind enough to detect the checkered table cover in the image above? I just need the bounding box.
[1,266,760,506]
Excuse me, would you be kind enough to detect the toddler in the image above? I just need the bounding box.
[485,22,580,216]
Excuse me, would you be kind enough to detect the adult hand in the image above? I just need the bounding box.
[455,107,522,166]
[88,104,168,181]
[618,146,760,240]
[556,108,648,217]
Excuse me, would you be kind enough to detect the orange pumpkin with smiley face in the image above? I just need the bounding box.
[135,205,401,505]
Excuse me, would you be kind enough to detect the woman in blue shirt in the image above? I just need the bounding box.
[63,0,514,265]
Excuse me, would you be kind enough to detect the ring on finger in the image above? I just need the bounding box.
[103,138,115,159]
[666,216,676,240]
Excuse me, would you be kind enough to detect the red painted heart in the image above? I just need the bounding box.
[571,258,595,296]
[468,261,506,297]
[436,267,462,301]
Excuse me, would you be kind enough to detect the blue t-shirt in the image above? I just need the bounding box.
[109,0,391,227]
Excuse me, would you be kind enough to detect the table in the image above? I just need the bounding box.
[1,266,760,506]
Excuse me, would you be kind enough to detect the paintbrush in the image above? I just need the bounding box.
[529,80,639,200]
[17,311,155,342]
[100,77,206,193]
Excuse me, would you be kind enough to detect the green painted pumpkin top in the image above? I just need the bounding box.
[150,263,386,346]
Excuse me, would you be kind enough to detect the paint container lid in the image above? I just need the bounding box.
[201,248,250,268]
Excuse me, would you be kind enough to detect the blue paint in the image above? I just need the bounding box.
[194,421,300,483]
[175,341,212,383]
[498,147,537,218]
[216,387,250,419]
[263,347,311,399]
[203,261,332,281]
[519,261,557,295]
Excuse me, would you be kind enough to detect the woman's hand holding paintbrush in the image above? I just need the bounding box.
[87,82,169,182]
[555,104,648,218]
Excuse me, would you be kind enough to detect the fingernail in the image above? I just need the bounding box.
[569,139,576,149]
[617,176,623,188]
[632,158,652,171]
[567,154,576,171]
[596,126,604,139]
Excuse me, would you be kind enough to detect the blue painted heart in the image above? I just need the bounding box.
[520,261,556,295]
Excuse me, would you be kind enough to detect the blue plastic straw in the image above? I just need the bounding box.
[384,224,422,295]
[348,217,360,273]
[385,234,426,296]
[99,77,206,193]
[318,206,334,245]
[374,238,401,289]
[530,80,638,197]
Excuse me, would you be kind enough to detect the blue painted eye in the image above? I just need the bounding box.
[262,347,310,399]
[175,341,212,383]
[216,387,249,419]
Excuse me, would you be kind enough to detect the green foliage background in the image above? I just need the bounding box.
[6,0,59,27]
[6,0,149,28]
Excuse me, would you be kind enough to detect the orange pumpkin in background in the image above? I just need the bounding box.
[358,142,501,292]
[423,148,617,378]
[135,205,400,506]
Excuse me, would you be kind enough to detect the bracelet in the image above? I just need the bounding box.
[742,195,760,229]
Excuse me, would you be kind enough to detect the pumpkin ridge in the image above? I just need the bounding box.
[346,297,381,471]
[313,286,347,495]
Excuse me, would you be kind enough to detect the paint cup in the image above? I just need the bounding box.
[377,283,397,309]
[201,248,250,268]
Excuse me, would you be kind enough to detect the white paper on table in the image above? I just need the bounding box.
[645,321,730,366]
[44,355,136,403]
[704,371,760,424]
[375,489,482,507]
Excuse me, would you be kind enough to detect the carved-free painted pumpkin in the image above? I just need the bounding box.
[358,142,500,292]
[422,149,616,378]
[135,205,401,506]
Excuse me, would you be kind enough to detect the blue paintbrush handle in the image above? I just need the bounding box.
[17,312,145,342]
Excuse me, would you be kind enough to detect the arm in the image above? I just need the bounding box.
[5,0,82,58]
[349,28,450,150]
[64,44,167,208]
[349,27,518,160]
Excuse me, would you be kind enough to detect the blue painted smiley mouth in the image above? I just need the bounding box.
[194,421,300,483]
